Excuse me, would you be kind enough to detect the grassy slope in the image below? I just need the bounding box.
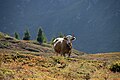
[0,32,120,80]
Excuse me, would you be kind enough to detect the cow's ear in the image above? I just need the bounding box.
[64,37,67,40]
[71,37,76,41]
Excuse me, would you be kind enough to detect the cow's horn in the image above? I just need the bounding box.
[72,33,74,37]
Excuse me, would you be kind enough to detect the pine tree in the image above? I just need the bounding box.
[23,29,30,40]
[37,27,47,44]
[14,32,20,40]
[37,28,43,44]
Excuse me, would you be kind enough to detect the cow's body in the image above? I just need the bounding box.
[53,35,76,57]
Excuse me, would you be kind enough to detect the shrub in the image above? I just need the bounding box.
[50,37,55,44]
[0,68,14,80]
[109,60,120,73]
[0,32,5,39]
[58,32,64,38]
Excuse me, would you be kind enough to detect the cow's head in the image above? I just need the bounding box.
[63,35,76,46]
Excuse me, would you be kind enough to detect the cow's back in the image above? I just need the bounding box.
[53,38,63,53]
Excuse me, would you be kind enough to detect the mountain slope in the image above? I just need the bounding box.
[0,32,85,56]
[0,32,120,80]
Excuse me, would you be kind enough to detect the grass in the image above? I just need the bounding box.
[0,32,5,39]
[0,32,120,80]
[0,50,120,80]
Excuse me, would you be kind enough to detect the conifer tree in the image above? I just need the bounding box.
[14,32,20,40]
[23,29,30,40]
[37,28,43,44]
[37,27,47,44]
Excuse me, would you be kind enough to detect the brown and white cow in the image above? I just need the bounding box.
[53,35,76,57]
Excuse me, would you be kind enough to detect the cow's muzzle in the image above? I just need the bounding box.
[67,43,72,49]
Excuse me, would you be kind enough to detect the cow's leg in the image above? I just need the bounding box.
[63,53,66,57]
[60,51,65,57]
[68,53,71,58]
[56,52,58,56]
[60,47,64,57]
[60,53,62,56]
[60,52,64,57]
[68,51,71,58]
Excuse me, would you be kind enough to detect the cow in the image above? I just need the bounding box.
[53,35,76,57]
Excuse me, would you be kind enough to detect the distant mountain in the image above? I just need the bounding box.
[0,0,120,53]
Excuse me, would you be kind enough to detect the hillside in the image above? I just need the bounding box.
[0,32,120,80]
[0,32,84,57]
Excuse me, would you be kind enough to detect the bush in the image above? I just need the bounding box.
[0,68,14,80]
[50,37,55,44]
[109,60,120,73]
[58,32,64,38]
[0,32,5,39]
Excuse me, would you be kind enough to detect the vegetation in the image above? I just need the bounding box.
[0,32,120,80]
[58,32,64,38]
[37,27,47,44]
[23,29,30,40]
[14,32,20,40]
[42,32,47,43]
[0,50,120,80]
[0,32,5,39]
[109,60,120,73]
[50,37,56,44]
